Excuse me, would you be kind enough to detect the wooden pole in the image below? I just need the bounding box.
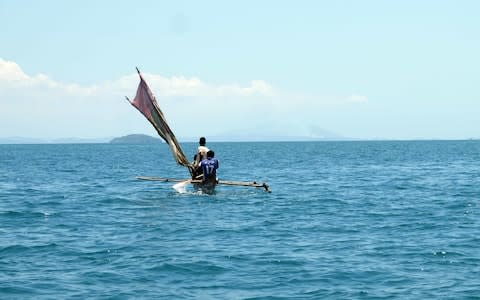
[136,176,271,192]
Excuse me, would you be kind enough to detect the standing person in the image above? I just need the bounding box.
[192,137,209,178]
[201,150,219,183]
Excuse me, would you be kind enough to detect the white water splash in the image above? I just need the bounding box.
[172,180,191,193]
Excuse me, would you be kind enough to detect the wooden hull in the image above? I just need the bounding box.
[192,177,217,194]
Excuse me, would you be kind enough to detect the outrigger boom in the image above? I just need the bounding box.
[136,176,271,193]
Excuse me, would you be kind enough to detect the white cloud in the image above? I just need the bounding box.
[0,59,29,81]
[0,59,280,138]
[141,73,275,97]
[0,58,367,139]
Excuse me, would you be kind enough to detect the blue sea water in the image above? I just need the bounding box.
[1,141,479,299]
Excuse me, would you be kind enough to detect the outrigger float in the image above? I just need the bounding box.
[126,68,271,194]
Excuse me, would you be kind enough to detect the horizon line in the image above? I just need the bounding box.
[0,135,479,145]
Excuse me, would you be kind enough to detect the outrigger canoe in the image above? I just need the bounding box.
[126,68,270,194]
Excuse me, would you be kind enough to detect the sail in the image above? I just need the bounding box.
[127,68,191,170]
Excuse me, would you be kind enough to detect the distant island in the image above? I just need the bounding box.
[109,134,162,144]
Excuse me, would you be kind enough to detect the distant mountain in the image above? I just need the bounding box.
[208,126,348,142]
[0,136,110,144]
[306,126,346,140]
[199,135,350,142]
[0,137,46,144]
[51,137,111,144]
[110,134,162,144]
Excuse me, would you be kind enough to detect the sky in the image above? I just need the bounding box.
[1,0,479,140]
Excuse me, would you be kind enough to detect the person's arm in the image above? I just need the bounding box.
[201,161,208,182]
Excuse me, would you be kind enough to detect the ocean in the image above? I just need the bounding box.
[1,141,479,299]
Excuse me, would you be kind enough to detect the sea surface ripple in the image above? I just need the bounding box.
[1,141,479,299]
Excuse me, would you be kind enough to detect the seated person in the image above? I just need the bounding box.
[200,150,219,183]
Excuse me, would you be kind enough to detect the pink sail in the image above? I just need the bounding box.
[127,69,192,170]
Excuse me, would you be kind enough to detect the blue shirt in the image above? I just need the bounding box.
[200,157,219,179]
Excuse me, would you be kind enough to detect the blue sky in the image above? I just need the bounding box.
[1,0,479,140]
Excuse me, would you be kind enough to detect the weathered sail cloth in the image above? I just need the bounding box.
[127,69,192,170]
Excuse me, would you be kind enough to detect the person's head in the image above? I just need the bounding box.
[207,150,214,158]
[199,137,206,146]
